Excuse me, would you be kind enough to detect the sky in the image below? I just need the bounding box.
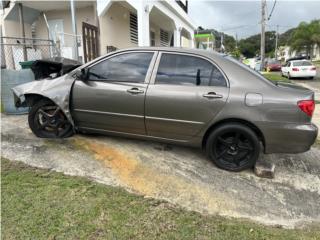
[188,0,320,39]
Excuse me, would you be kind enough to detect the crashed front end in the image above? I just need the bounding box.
[12,58,81,126]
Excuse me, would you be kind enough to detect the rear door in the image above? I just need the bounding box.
[71,51,157,135]
[145,52,229,141]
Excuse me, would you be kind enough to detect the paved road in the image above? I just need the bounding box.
[1,114,320,228]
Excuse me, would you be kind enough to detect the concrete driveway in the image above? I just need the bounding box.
[1,114,320,229]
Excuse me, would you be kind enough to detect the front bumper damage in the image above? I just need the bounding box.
[12,74,76,126]
[12,57,81,126]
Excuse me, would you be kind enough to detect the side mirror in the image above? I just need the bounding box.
[75,68,88,81]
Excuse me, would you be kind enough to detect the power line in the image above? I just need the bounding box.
[267,0,277,21]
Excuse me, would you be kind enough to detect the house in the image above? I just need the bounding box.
[194,29,215,51]
[277,45,320,62]
[1,0,196,69]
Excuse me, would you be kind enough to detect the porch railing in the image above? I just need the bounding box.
[0,36,59,70]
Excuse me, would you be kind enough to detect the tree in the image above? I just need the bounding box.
[290,20,320,57]
[238,31,276,58]
[230,48,241,59]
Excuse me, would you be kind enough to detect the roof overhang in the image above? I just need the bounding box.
[4,3,40,24]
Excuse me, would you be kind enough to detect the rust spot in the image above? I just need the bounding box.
[73,138,236,215]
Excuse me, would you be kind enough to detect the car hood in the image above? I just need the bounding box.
[12,73,76,125]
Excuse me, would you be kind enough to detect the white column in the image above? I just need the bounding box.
[174,27,181,47]
[191,37,195,48]
[137,2,150,47]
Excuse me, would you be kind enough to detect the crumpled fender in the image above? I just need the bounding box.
[12,74,76,126]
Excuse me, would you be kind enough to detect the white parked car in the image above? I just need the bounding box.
[281,60,317,79]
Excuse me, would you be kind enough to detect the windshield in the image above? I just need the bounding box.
[292,61,312,66]
[268,60,280,64]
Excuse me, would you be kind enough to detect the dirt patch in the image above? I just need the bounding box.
[73,138,236,216]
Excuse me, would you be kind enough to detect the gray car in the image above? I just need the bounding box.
[12,47,318,171]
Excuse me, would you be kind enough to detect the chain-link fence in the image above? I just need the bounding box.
[0,36,58,70]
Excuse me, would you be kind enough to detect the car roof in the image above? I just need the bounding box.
[288,59,311,62]
[116,47,226,61]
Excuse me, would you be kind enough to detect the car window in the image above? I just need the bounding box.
[155,53,227,87]
[268,60,280,64]
[87,52,153,82]
[293,61,312,67]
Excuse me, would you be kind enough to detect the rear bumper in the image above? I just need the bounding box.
[290,71,317,78]
[261,122,318,154]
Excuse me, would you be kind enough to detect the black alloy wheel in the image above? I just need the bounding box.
[28,99,73,138]
[206,123,260,171]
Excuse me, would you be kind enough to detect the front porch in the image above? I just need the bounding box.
[1,0,196,69]
[1,0,98,68]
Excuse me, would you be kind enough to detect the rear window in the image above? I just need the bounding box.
[225,56,276,85]
[268,60,280,64]
[292,61,312,67]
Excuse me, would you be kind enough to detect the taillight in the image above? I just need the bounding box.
[292,68,299,71]
[311,67,316,71]
[298,100,315,117]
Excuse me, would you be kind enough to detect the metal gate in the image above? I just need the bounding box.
[82,22,99,63]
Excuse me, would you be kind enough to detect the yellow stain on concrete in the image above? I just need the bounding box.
[73,138,237,215]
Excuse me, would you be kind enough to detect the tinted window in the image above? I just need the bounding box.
[293,61,312,66]
[156,53,226,87]
[268,60,280,64]
[88,52,153,82]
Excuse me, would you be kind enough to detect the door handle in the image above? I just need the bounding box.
[203,92,223,99]
[127,87,144,94]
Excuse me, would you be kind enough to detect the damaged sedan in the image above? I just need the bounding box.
[12,48,318,171]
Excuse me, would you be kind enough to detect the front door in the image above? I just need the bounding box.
[145,52,229,141]
[71,51,156,135]
[82,22,99,63]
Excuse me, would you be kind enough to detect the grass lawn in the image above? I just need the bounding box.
[312,60,320,68]
[262,72,290,82]
[2,158,320,240]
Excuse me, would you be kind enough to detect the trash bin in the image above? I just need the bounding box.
[19,61,35,69]
[1,69,35,114]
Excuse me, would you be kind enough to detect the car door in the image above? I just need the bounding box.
[284,61,291,76]
[71,51,157,135]
[145,52,229,141]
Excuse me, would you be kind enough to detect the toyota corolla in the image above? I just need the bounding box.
[12,48,318,171]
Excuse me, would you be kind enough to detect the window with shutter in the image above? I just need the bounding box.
[160,29,169,47]
[130,13,138,44]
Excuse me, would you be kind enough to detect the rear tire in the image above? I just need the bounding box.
[28,99,73,138]
[205,123,260,171]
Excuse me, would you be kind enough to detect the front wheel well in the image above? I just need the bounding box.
[202,118,265,150]
[22,94,54,108]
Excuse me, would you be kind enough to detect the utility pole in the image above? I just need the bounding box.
[220,32,224,53]
[260,0,266,71]
[235,33,238,49]
[274,24,279,59]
